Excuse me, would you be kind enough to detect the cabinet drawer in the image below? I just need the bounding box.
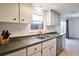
[27,43,41,55]
[42,38,56,48]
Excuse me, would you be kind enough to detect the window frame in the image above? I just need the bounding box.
[30,8,44,30]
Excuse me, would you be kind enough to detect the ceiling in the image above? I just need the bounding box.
[33,3,79,18]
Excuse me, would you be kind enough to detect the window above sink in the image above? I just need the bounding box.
[30,5,44,30]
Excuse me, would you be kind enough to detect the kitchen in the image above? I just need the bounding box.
[0,3,79,56]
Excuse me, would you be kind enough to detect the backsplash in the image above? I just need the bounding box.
[0,22,30,36]
[0,22,58,37]
[46,25,61,33]
[46,26,56,31]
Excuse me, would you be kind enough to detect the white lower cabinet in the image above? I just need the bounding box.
[42,46,51,56]
[5,38,57,56]
[42,43,56,56]
[6,49,26,56]
[42,38,56,56]
[49,43,56,56]
[27,43,41,56]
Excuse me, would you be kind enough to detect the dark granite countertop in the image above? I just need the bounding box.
[0,33,65,56]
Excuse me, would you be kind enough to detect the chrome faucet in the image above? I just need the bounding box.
[39,30,43,37]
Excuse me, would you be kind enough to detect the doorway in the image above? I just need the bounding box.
[66,20,69,39]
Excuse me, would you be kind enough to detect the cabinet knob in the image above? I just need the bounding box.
[49,46,53,50]
[35,48,37,50]
[49,48,51,50]
[13,18,16,20]
[22,19,24,21]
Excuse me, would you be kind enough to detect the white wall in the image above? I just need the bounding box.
[60,17,66,34]
[69,18,79,38]
[0,22,30,37]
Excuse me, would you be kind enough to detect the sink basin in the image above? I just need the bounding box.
[35,35,50,39]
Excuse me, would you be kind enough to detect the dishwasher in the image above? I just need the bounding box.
[56,36,63,56]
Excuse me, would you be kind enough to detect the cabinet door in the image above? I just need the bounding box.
[49,43,56,56]
[6,49,26,56]
[42,44,56,56]
[42,47,51,56]
[45,11,51,26]
[0,3,19,23]
[51,10,60,26]
[51,11,56,26]
[53,13,58,26]
[20,3,32,23]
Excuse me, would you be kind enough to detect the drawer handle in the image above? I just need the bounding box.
[13,18,16,20]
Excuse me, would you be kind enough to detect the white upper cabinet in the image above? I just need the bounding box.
[0,3,32,24]
[45,10,52,26]
[51,10,60,26]
[20,3,32,24]
[0,3,19,23]
[45,10,60,26]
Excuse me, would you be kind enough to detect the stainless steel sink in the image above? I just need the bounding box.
[35,35,50,39]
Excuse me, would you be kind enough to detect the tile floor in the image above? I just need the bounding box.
[59,39,79,56]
